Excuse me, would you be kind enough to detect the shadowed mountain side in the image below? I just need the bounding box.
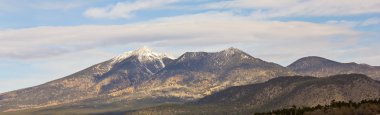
[125,74,380,114]
[288,56,380,80]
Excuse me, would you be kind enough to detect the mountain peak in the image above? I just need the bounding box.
[220,47,244,55]
[133,46,153,54]
[293,56,338,64]
[302,56,329,60]
[288,56,341,73]
[288,56,340,67]
[223,47,241,52]
[111,46,167,64]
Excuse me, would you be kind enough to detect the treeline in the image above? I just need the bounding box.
[255,98,380,115]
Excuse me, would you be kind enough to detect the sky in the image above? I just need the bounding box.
[0,0,380,93]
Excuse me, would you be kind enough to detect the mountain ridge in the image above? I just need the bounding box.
[288,56,380,80]
[0,47,295,112]
[1,47,379,113]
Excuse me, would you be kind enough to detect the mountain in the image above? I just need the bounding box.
[127,74,380,115]
[2,48,380,114]
[76,47,296,110]
[0,47,173,112]
[128,47,295,101]
[0,47,295,113]
[288,56,380,80]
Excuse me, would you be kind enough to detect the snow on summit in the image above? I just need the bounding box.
[111,46,169,64]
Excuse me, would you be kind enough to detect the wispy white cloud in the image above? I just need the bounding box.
[0,12,358,60]
[203,0,380,18]
[361,17,380,26]
[84,0,179,19]
[0,48,115,93]
[325,17,380,28]
[326,20,360,28]
[0,1,17,12]
[31,1,87,10]
[0,0,88,12]
[202,0,296,9]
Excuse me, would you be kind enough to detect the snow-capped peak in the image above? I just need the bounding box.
[221,47,242,55]
[133,46,153,55]
[111,46,168,64]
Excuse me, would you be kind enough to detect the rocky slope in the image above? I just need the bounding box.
[288,56,380,80]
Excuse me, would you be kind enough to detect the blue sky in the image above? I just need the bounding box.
[0,0,380,93]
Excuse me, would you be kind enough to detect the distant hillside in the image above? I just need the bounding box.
[288,56,380,80]
[126,74,380,115]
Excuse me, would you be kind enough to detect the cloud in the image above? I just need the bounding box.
[361,18,380,26]
[84,0,178,19]
[326,20,360,28]
[325,17,380,28]
[203,0,380,18]
[202,0,296,9]
[0,12,358,59]
[31,1,86,10]
[0,1,17,12]
[0,0,88,12]
[0,48,116,93]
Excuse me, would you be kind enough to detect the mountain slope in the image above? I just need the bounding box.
[67,48,296,108]
[0,47,173,112]
[197,74,380,110]
[126,47,295,101]
[288,56,380,80]
[0,47,295,112]
[127,74,380,114]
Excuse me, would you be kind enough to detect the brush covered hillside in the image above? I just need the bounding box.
[288,56,380,80]
[256,99,380,115]
[127,74,380,115]
[0,47,295,113]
